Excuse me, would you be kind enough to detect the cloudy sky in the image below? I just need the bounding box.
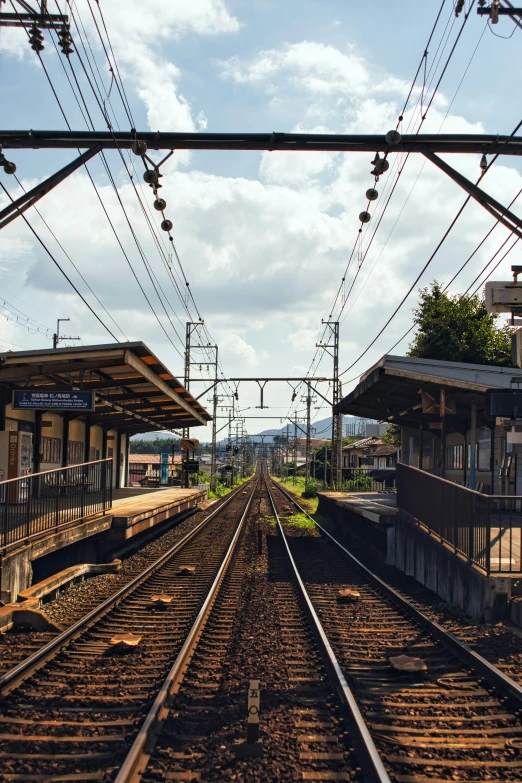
[0,0,521,438]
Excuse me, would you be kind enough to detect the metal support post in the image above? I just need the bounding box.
[0,144,102,231]
[318,321,341,489]
[470,400,477,491]
[305,386,312,487]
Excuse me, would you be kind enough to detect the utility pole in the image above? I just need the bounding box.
[305,385,312,487]
[52,318,79,349]
[317,321,341,490]
[184,320,218,489]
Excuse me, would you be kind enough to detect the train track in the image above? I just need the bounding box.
[4,464,522,782]
[0,490,243,677]
[0,478,258,781]
[269,474,522,782]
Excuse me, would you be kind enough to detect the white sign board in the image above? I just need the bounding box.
[485,281,522,313]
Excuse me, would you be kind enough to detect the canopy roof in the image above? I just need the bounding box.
[0,342,211,434]
[335,355,522,433]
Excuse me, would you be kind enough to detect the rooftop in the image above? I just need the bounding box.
[0,342,211,434]
[335,354,522,432]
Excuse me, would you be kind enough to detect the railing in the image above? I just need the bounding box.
[341,467,396,493]
[0,459,112,549]
[397,462,522,575]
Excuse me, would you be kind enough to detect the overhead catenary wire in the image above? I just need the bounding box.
[0,180,121,341]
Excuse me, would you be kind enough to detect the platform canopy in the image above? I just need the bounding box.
[0,342,211,434]
[335,355,522,433]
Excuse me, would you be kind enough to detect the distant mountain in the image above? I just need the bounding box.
[249,415,376,443]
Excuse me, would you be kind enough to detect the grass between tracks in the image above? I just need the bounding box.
[272,475,319,514]
[207,474,253,500]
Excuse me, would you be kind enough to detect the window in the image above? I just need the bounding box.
[446,444,464,470]
[343,455,349,468]
[89,446,101,462]
[421,436,434,470]
[41,436,61,463]
[67,440,84,465]
[478,428,491,471]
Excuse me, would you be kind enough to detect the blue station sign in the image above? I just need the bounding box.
[12,390,95,411]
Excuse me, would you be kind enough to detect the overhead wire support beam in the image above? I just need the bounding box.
[0,13,68,28]
[0,144,103,230]
[422,149,522,241]
[477,6,522,14]
[1,131,522,156]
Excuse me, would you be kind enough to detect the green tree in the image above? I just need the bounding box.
[130,438,180,454]
[381,423,401,449]
[408,282,512,366]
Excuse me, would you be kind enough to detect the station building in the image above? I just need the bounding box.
[336,354,522,495]
[331,354,522,620]
[0,342,211,608]
[0,341,210,486]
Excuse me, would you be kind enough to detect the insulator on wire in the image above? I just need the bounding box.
[161,219,173,232]
[491,0,499,23]
[143,169,158,185]
[366,188,378,201]
[131,140,147,156]
[3,161,16,175]
[480,154,488,171]
[385,130,401,145]
[371,153,389,177]
[28,25,44,52]
[57,24,73,55]
[153,198,166,211]
[455,0,464,16]
[359,211,371,224]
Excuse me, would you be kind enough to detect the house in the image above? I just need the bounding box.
[128,453,182,486]
[342,436,396,488]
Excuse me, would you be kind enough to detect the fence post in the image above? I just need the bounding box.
[486,497,491,576]
[108,460,113,510]
[469,494,475,564]
[25,475,31,540]
[81,463,87,519]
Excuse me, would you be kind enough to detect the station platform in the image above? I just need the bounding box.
[318,491,522,623]
[1,486,207,604]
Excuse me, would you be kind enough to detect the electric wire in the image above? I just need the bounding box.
[0,180,120,340]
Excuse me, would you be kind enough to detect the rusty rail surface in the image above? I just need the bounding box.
[273,477,522,712]
[0,477,255,695]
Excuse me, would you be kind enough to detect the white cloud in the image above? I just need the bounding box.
[2,31,521,426]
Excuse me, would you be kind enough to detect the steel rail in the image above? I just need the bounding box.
[263,470,391,783]
[114,479,259,783]
[0,478,255,696]
[272,478,522,712]
[1,131,522,155]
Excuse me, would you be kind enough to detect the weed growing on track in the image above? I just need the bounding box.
[284,512,316,530]
[273,476,319,514]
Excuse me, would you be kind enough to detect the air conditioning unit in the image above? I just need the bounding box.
[485,281,522,313]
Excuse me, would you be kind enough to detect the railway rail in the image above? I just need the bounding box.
[0,505,219,676]
[0,477,258,781]
[4,463,522,781]
[269,474,522,782]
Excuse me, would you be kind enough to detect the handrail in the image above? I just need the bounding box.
[0,457,112,485]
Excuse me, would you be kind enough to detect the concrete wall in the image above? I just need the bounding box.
[318,493,506,622]
[392,512,496,619]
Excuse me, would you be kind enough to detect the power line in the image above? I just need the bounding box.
[0,180,120,340]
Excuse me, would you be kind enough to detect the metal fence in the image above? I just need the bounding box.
[341,467,396,493]
[397,462,522,574]
[129,466,161,486]
[0,459,112,549]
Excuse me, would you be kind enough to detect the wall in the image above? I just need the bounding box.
[38,412,64,472]
[90,425,103,461]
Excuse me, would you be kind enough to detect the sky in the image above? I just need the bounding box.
[0,0,521,440]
